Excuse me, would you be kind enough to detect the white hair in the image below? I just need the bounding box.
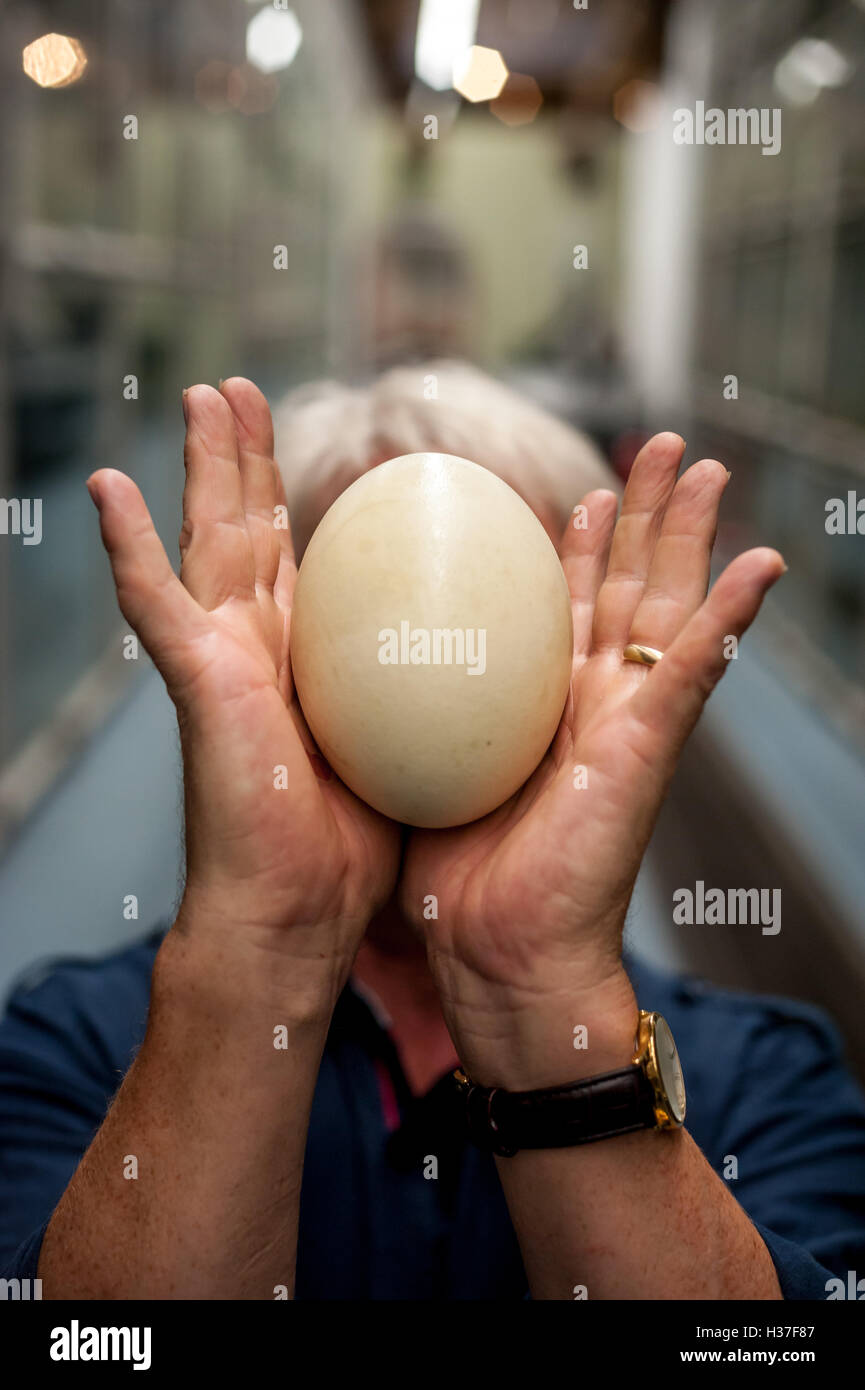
[272,360,613,554]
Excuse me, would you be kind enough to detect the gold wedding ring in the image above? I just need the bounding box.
[623,643,664,667]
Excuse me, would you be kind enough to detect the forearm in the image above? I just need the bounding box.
[448,964,782,1301]
[497,1127,781,1300]
[39,911,346,1300]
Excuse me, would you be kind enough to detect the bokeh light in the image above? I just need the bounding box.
[245,7,302,75]
[453,45,509,103]
[228,63,278,116]
[22,33,87,89]
[774,38,851,107]
[194,61,232,114]
[490,72,543,126]
[613,78,662,133]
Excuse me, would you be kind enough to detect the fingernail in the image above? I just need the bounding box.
[181,387,189,424]
[769,555,788,580]
[725,468,732,481]
[218,378,224,389]
[85,476,100,508]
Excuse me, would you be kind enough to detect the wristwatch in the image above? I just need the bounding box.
[454,1010,686,1157]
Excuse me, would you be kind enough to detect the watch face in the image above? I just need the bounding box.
[654,1016,686,1124]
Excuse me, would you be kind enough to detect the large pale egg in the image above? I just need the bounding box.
[289,453,573,827]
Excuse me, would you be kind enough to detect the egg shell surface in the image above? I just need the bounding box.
[289,452,573,827]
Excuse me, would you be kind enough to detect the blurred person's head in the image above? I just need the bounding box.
[273,360,613,556]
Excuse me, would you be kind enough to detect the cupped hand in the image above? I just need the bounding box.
[88,380,400,977]
[398,433,786,1085]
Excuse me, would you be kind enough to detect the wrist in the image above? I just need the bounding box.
[444,960,639,1092]
[162,895,359,1028]
[180,871,368,944]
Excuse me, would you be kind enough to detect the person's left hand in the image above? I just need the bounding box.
[398,433,786,1089]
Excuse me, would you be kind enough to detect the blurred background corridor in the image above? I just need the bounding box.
[1,0,864,1073]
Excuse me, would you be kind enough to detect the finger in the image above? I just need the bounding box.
[179,384,255,610]
[272,455,298,618]
[591,432,685,653]
[87,469,209,684]
[219,377,281,594]
[627,458,730,652]
[628,548,786,753]
[558,489,618,658]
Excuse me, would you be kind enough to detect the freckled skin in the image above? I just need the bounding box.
[42,381,398,1299]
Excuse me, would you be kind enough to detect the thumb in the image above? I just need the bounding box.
[88,469,210,691]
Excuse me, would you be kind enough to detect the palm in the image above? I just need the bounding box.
[400,433,784,987]
[90,379,399,931]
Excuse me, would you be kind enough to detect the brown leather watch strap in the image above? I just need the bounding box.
[458,1063,658,1157]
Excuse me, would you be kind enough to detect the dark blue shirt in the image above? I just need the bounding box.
[1,927,864,1299]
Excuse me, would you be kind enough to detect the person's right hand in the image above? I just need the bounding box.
[87,379,400,994]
